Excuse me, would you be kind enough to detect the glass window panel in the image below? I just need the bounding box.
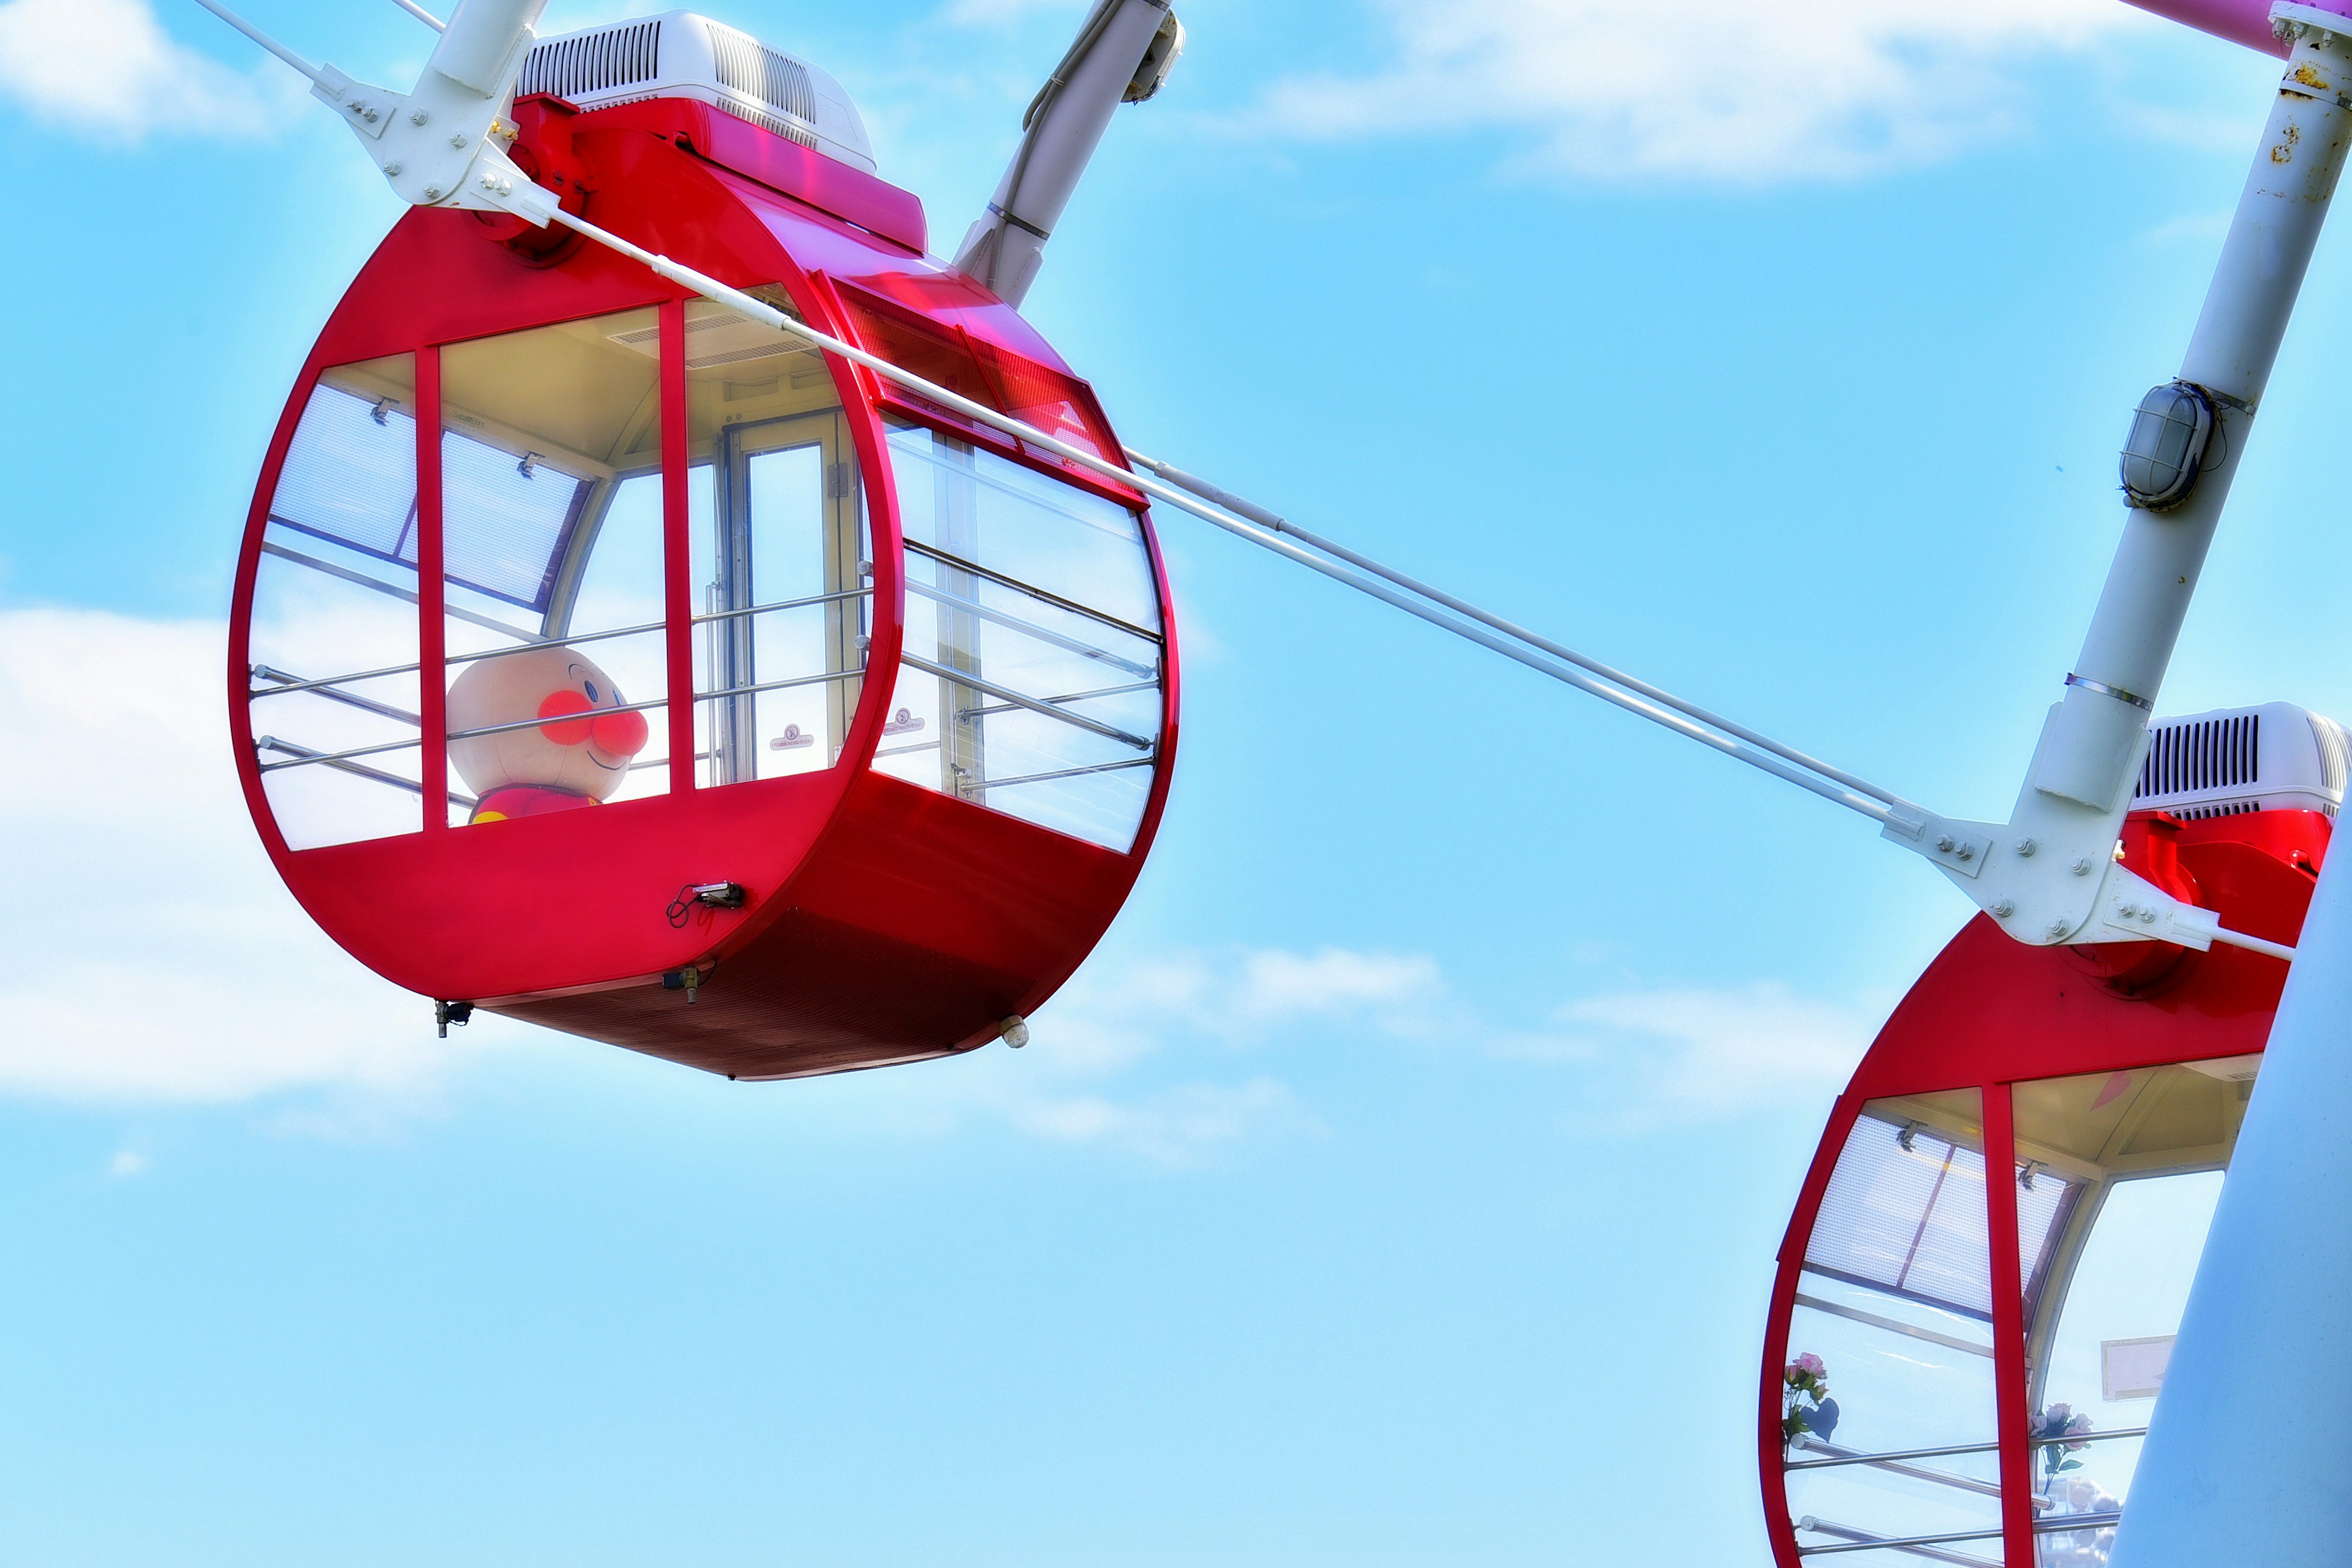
[2011,1060,2257,1565]
[249,353,424,848]
[1786,1093,2003,1566]
[685,294,867,787]
[441,310,667,826]
[878,422,1164,851]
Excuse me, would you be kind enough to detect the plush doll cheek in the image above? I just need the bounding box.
[592,707,650,758]
[538,689,595,746]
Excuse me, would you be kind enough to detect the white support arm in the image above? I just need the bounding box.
[189,0,557,222]
[951,0,1182,307]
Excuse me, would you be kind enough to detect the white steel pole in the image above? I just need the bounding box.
[2101,28,2352,1563]
[951,0,1173,306]
[2105,824,2352,1564]
[2030,5,2352,813]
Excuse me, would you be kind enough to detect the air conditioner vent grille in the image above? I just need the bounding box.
[2136,712,2259,801]
[707,26,816,124]
[519,21,662,100]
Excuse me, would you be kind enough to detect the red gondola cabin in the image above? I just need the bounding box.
[1760,703,2348,1566]
[230,20,1178,1080]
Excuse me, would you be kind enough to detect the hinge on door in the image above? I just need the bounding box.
[825,462,853,499]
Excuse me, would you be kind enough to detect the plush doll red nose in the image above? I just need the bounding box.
[591,706,650,758]
[537,688,595,745]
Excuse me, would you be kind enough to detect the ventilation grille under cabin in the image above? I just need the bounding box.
[2130,703,2350,819]
[518,21,662,100]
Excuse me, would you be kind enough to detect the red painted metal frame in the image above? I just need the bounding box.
[1755,809,2332,1567]
[226,107,1180,1080]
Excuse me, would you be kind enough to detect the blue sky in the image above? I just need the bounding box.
[0,1,2340,1562]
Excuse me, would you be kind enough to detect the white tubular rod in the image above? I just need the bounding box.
[2212,925,2297,962]
[1128,449,1905,810]
[2039,17,2352,810]
[541,206,1901,824]
[186,0,327,84]
[388,0,449,31]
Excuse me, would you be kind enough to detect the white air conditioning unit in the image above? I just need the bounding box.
[518,10,876,173]
[2132,702,2351,819]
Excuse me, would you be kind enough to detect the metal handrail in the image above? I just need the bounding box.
[251,666,420,726]
[901,652,1151,750]
[246,588,872,699]
[1793,1516,1997,1567]
[262,540,538,644]
[1785,1425,2149,1472]
[903,575,1158,678]
[962,677,1160,720]
[254,736,474,808]
[975,753,1156,793]
[1784,1436,2002,1499]
[903,537,1162,646]
[255,732,424,772]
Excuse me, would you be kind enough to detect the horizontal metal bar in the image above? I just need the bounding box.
[2034,1425,2147,1449]
[698,587,872,626]
[903,538,1163,646]
[447,694,669,744]
[694,668,865,704]
[975,754,1156,793]
[875,739,941,758]
[262,541,539,644]
[1792,1292,1996,1359]
[1787,1434,1999,1470]
[901,652,1151,750]
[239,591,873,703]
[255,732,423,772]
[964,676,1161,719]
[905,575,1158,678]
[1795,1517,2000,1567]
[254,736,473,808]
[1785,1436,2001,1499]
[2035,1510,2122,1532]
[251,666,419,726]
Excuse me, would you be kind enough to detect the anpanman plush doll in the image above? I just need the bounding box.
[446,644,650,823]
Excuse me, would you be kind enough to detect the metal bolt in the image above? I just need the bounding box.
[1937,834,1956,853]
[1993,899,2016,918]
[2119,902,2139,918]
[423,185,442,200]
[2142,909,2158,925]
[1956,844,1975,862]
[383,162,402,176]
[2072,858,2094,876]
[2047,919,2071,940]
[451,133,469,148]
[411,109,429,125]
[2016,838,2037,858]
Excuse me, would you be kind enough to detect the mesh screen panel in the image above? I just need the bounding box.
[270,384,418,565]
[1807,1112,1995,1321]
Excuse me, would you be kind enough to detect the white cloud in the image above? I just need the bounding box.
[0,0,285,142]
[0,609,509,1106]
[1542,982,1872,1129]
[1250,0,2141,183]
